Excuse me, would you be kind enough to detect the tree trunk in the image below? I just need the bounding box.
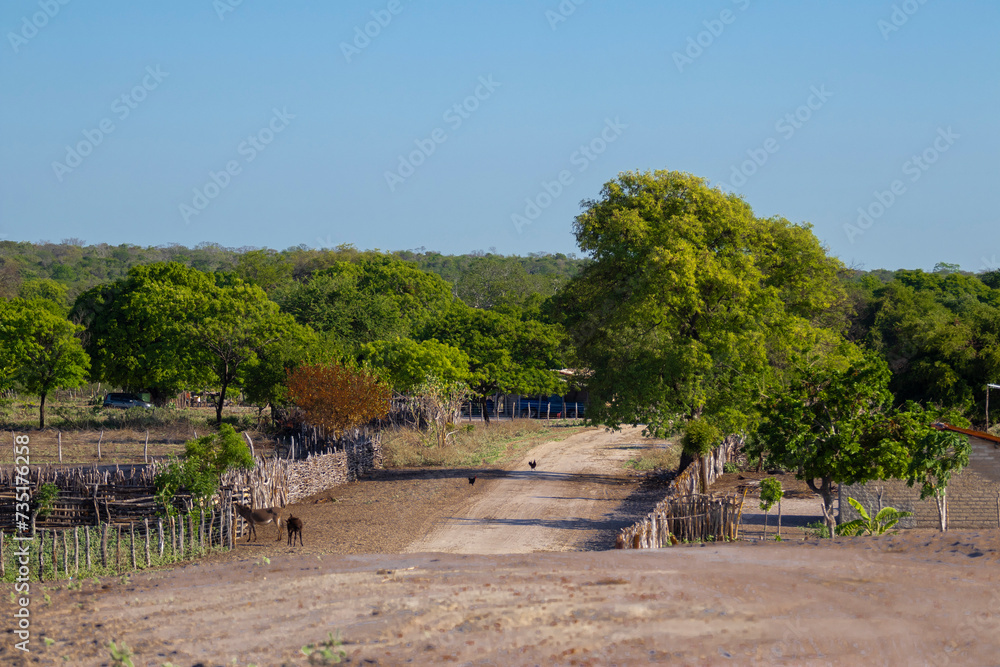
[806,476,836,537]
[149,387,171,407]
[699,455,710,494]
[777,499,782,537]
[38,391,47,429]
[216,377,229,425]
[480,397,491,426]
[936,490,948,532]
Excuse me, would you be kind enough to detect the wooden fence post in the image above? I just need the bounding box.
[130,523,137,570]
[144,430,149,463]
[144,519,151,567]
[157,518,165,558]
[0,530,4,578]
[62,530,69,576]
[115,525,122,574]
[38,531,44,581]
[73,527,79,576]
[85,526,92,570]
[97,430,103,461]
[209,509,215,549]
[58,431,62,463]
[178,517,185,559]
[188,514,195,553]
[100,523,108,569]
[49,530,56,579]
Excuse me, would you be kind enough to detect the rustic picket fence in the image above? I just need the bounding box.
[616,434,745,548]
[0,504,237,583]
[614,494,744,548]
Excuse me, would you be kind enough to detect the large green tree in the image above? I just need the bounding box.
[275,255,453,351]
[71,263,213,403]
[72,263,302,421]
[420,302,564,422]
[0,298,90,427]
[756,350,911,535]
[360,338,470,394]
[860,270,1000,423]
[553,169,845,437]
[189,281,301,424]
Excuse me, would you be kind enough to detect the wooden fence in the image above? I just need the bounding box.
[616,434,744,548]
[0,507,236,583]
[614,494,744,548]
[0,426,382,536]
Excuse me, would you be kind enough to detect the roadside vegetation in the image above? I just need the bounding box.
[623,439,681,472]
[381,419,589,468]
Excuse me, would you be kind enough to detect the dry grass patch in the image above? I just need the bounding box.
[381,419,590,468]
[623,439,681,472]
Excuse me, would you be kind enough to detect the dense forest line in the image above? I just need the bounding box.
[0,240,585,304]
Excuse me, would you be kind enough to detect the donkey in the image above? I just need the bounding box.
[233,502,283,543]
[286,515,303,546]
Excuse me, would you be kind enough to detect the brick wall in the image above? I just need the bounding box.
[840,436,1000,529]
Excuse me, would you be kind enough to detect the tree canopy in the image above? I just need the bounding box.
[0,298,90,427]
[554,169,846,437]
[360,338,470,394]
[419,302,564,405]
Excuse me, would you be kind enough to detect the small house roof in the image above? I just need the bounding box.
[932,422,1000,445]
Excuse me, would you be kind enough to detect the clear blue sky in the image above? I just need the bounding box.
[2,1,997,272]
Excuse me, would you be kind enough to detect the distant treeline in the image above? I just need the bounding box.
[0,240,586,302]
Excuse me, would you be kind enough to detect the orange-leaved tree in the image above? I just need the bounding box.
[285,362,391,437]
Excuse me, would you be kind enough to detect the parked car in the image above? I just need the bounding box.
[103,393,153,409]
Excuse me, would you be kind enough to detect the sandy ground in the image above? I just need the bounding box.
[407,427,650,554]
[9,428,1000,666]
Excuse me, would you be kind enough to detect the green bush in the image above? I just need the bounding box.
[154,424,253,514]
[759,478,783,512]
[805,520,830,539]
[681,419,720,458]
[835,497,912,536]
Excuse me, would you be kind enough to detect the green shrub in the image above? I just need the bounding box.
[681,419,720,458]
[835,497,912,536]
[805,520,830,539]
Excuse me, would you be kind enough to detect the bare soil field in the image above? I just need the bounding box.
[8,427,1000,666]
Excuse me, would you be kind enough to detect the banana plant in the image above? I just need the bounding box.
[835,497,912,536]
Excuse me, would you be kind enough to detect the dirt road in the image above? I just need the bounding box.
[407,426,652,554]
[22,533,1000,666]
